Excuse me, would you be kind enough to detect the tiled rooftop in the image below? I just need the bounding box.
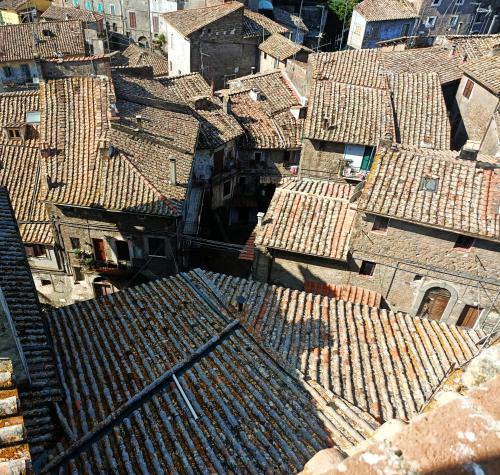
[355,0,416,21]
[0,20,86,62]
[163,1,243,37]
[243,8,288,37]
[121,44,169,77]
[258,33,311,61]
[225,70,303,149]
[303,282,383,307]
[443,34,500,60]
[113,71,243,150]
[43,270,379,473]
[0,358,31,474]
[208,271,486,422]
[255,179,357,260]
[463,54,500,95]
[0,187,60,457]
[306,50,451,148]
[358,146,500,241]
[39,76,194,216]
[40,4,103,22]
[0,90,52,244]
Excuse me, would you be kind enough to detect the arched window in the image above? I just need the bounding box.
[417,287,451,321]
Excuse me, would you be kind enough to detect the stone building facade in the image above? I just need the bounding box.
[253,146,500,331]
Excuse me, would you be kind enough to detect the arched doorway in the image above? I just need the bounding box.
[137,36,149,48]
[417,287,451,321]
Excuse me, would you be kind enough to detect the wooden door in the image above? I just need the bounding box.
[418,288,451,321]
[92,238,106,261]
[457,305,481,328]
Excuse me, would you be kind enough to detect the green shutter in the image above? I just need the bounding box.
[361,147,374,171]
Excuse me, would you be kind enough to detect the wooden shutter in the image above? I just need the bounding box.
[92,238,106,261]
[129,11,137,28]
[457,306,481,328]
[152,15,159,33]
[463,79,474,99]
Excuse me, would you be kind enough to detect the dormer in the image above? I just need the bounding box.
[3,124,27,141]
[249,88,264,102]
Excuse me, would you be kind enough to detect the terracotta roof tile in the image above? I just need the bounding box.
[0,20,86,62]
[113,71,243,149]
[303,281,383,307]
[43,271,378,473]
[306,51,450,148]
[40,4,103,22]
[255,178,356,260]
[226,70,303,149]
[358,146,500,240]
[121,44,169,77]
[208,271,485,422]
[0,91,52,244]
[355,0,417,21]
[163,1,243,37]
[258,33,311,61]
[443,33,500,60]
[0,188,61,456]
[243,8,288,37]
[39,76,194,216]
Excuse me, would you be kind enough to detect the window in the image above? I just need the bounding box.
[418,287,451,321]
[420,177,439,192]
[73,0,79,6]
[359,261,376,276]
[401,23,411,36]
[25,244,46,258]
[129,11,137,28]
[21,64,31,82]
[40,279,52,286]
[115,240,130,261]
[97,2,104,13]
[148,237,167,257]
[152,15,159,33]
[109,4,115,15]
[454,234,474,250]
[456,305,481,328]
[463,79,474,99]
[456,0,464,4]
[475,12,486,23]
[254,151,262,162]
[431,0,441,5]
[85,0,92,10]
[372,216,389,233]
[213,149,224,175]
[2,66,12,78]
[70,237,80,250]
[263,52,267,59]
[449,15,459,28]
[7,129,21,139]
[223,180,231,197]
[425,16,437,28]
[92,238,106,261]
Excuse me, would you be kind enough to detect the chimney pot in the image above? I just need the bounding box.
[223,95,231,114]
[257,212,265,227]
[169,157,177,185]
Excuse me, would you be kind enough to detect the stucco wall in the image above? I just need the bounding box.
[347,10,367,49]
[299,139,345,179]
[167,26,191,74]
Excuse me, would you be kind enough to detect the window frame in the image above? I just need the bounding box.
[25,244,47,258]
[129,11,137,29]
[463,78,474,99]
[453,234,475,251]
[371,216,389,234]
[426,16,437,28]
[223,180,232,198]
[420,177,439,192]
[147,236,168,258]
[359,260,376,277]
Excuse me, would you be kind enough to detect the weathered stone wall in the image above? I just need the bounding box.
[299,139,345,179]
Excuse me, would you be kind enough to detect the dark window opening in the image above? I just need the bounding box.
[148,237,167,257]
[40,279,51,286]
[359,261,376,276]
[372,216,389,233]
[254,151,262,162]
[115,240,130,261]
[223,180,231,197]
[213,149,224,175]
[454,234,474,250]
[70,237,80,250]
[73,267,84,282]
[25,244,46,258]
[7,129,21,139]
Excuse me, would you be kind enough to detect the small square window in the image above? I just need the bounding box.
[420,177,439,192]
[2,66,12,77]
[40,279,52,286]
[426,16,437,28]
[25,244,46,258]
[359,261,376,276]
[372,216,389,233]
[7,128,21,139]
[223,180,231,197]
[73,267,84,282]
[449,15,459,28]
[431,0,441,6]
[454,234,474,250]
[254,152,262,162]
[148,237,167,257]
[70,237,80,250]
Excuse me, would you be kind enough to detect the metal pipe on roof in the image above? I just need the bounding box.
[173,374,198,420]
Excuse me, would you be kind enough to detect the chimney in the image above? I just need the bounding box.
[249,88,262,102]
[223,95,232,114]
[459,142,480,161]
[257,211,265,227]
[39,141,51,158]
[251,67,256,74]
[236,295,246,312]
[378,131,393,149]
[135,115,143,131]
[98,138,112,159]
[169,157,177,185]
